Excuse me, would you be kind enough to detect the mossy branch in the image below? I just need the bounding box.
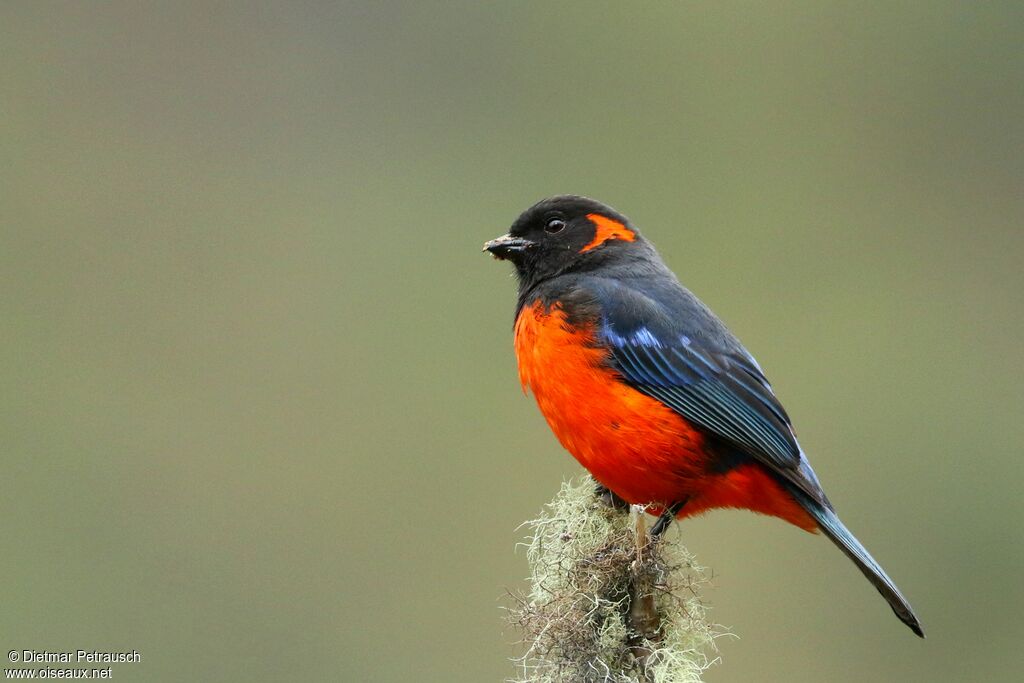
[509,477,721,683]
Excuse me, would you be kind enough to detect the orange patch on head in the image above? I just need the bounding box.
[580,213,636,252]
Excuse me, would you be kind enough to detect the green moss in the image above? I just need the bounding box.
[510,478,720,683]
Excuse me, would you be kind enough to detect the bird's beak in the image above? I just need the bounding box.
[483,233,535,260]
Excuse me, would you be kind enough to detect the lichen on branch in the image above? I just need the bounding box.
[509,477,720,683]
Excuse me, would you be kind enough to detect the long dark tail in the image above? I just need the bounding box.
[796,493,924,637]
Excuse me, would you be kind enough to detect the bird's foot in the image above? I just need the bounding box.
[594,483,630,510]
[649,500,687,540]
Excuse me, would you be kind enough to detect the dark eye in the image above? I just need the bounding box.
[544,218,567,234]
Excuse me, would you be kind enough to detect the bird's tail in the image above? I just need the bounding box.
[796,492,924,637]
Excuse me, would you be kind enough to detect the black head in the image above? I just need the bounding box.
[484,195,643,291]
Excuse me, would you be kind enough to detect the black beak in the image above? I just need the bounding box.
[483,234,535,260]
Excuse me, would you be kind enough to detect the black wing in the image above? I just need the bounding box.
[591,277,829,506]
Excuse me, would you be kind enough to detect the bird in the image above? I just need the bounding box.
[484,194,923,637]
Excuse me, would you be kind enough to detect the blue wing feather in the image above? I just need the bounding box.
[586,275,829,505]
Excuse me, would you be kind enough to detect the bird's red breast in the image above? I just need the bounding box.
[514,300,816,531]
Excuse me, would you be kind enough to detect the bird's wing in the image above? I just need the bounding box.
[592,279,829,505]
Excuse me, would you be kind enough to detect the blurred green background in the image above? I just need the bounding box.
[3,2,1022,681]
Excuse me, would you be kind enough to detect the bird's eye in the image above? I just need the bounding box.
[545,218,567,234]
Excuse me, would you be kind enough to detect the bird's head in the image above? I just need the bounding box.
[484,195,643,291]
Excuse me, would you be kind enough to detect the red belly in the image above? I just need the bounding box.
[514,301,816,531]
